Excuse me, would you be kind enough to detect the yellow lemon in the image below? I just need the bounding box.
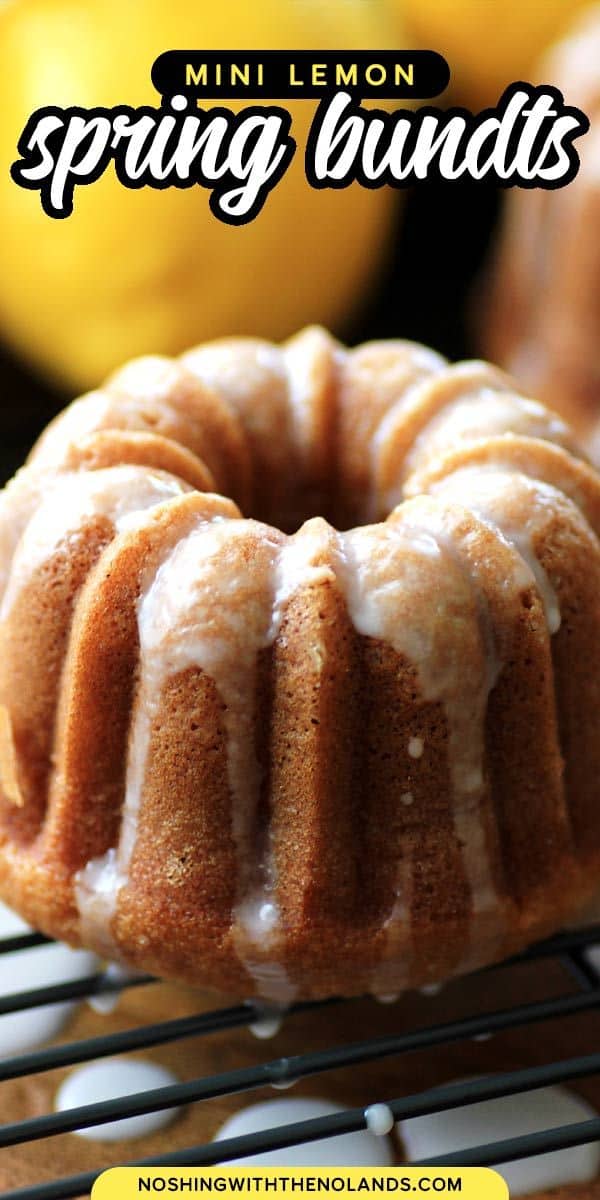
[0,0,398,390]
[399,0,590,107]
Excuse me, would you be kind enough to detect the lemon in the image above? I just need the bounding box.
[0,0,398,390]
[399,0,589,107]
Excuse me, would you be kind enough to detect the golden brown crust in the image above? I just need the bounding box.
[1,328,600,999]
[0,516,115,844]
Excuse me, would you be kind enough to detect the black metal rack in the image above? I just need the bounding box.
[1,926,600,1200]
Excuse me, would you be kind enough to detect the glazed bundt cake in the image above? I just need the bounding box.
[483,5,600,436]
[1,326,600,1002]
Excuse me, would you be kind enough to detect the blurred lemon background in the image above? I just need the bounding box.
[398,0,590,106]
[0,0,400,392]
[0,0,594,466]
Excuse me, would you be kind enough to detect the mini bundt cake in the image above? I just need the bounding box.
[1,326,600,1002]
[483,5,600,437]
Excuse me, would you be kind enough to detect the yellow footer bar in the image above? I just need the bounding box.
[92,1167,508,1200]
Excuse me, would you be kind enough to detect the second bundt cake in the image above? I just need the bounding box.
[1,326,600,1001]
[483,5,600,437]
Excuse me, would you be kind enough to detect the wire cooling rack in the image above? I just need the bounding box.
[2,924,600,1200]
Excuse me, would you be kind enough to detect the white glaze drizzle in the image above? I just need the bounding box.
[404,501,501,782]
[87,961,140,1015]
[27,390,114,470]
[336,500,504,989]
[0,901,98,1056]
[400,1084,600,1195]
[237,520,344,1001]
[0,466,187,622]
[429,468,563,636]
[76,515,299,1002]
[0,467,49,602]
[404,391,572,489]
[365,1104,395,1136]
[249,1005,284,1040]
[214,1098,394,1166]
[584,944,600,975]
[54,1057,181,1142]
[76,848,123,961]
[370,364,505,516]
[407,737,424,759]
[182,339,294,503]
[282,328,331,469]
[233,519,345,1000]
